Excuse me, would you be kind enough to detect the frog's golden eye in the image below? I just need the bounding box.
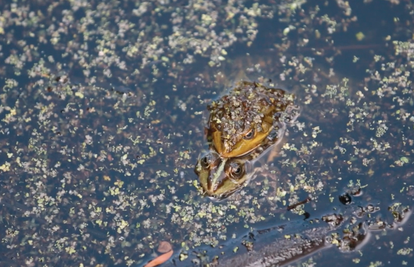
[243,128,255,140]
[228,161,244,180]
[233,166,242,176]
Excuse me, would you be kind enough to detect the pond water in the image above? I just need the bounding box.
[0,1,413,267]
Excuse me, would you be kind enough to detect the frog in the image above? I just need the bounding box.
[206,81,299,159]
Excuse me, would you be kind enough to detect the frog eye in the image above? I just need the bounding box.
[228,161,244,180]
[233,166,242,175]
[243,128,255,140]
[201,154,212,169]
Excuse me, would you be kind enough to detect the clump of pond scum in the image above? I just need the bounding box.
[1,0,414,267]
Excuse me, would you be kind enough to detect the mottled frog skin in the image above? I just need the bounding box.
[206,81,298,158]
[196,81,299,199]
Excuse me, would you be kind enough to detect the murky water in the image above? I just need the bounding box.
[0,1,413,267]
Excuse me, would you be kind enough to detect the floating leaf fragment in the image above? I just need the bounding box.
[144,250,173,267]
[158,241,173,253]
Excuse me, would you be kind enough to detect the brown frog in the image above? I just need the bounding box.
[206,81,298,159]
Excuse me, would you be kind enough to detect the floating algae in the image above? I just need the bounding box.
[0,1,413,267]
